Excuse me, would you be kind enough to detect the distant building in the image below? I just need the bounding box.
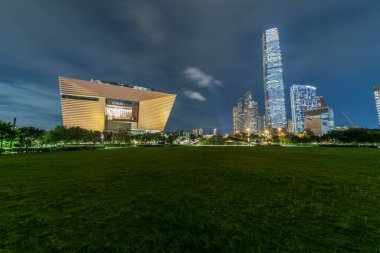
[59,77,176,133]
[290,85,317,134]
[335,126,350,131]
[236,98,245,133]
[374,86,380,128]
[263,28,287,129]
[317,96,325,108]
[287,119,294,134]
[232,91,259,134]
[193,128,204,136]
[257,115,266,134]
[243,91,259,134]
[213,128,218,136]
[232,107,238,134]
[304,107,335,136]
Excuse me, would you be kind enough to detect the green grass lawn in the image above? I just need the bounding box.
[0,147,379,252]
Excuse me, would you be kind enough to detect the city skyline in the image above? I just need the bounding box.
[1,0,380,133]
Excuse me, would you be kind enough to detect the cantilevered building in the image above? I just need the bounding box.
[263,28,287,129]
[59,77,176,132]
[304,107,335,136]
[374,86,380,128]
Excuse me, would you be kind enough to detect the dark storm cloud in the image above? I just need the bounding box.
[0,0,379,132]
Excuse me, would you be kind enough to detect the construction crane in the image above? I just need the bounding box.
[341,112,354,127]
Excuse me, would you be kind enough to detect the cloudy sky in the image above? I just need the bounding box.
[1,0,379,133]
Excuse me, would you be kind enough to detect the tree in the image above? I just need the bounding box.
[18,127,45,149]
[44,126,67,146]
[66,127,86,146]
[0,120,12,152]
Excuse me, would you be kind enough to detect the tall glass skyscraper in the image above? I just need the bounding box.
[290,85,318,134]
[374,86,380,128]
[263,28,287,129]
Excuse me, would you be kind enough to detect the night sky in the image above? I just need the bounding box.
[1,0,379,133]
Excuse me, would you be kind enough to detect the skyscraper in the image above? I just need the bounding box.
[232,92,259,134]
[236,98,244,133]
[374,86,380,128]
[243,91,259,134]
[232,107,238,134]
[290,85,317,134]
[263,28,287,129]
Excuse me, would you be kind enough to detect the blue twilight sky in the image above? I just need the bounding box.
[0,0,379,133]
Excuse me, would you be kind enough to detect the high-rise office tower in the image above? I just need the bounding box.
[257,115,266,134]
[290,85,317,134]
[263,28,287,129]
[235,98,245,133]
[317,96,325,108]
[232,107,238,134]
[374,86,380,128]
[232,92,259,134]
[243,91,259,134]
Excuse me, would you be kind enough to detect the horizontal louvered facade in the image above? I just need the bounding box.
[59,76,176,132]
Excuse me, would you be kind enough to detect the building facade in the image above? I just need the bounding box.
[304,107,335,136]
[257,115,266,134]
[59,77,176,132]
[263,28,287,129]
[232,107,238,134]
[290,85,317,134]
[374,87,380,128]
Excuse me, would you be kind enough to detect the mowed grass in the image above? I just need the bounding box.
[0,147,379,252]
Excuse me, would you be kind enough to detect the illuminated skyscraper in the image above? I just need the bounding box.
[290,85,317,134]
[263,28,287,129]
[232,92,259,134]
[236,98,244,133]
[243,91,259,134]
[232,107,238,134]
[374,86,380,128]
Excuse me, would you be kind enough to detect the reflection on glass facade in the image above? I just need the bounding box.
[290,85,317,134]
[263,28,287,129]
[374,87,380,128]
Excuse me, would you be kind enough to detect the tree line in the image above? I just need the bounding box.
[1,118,379,153]
[0,120,175,153]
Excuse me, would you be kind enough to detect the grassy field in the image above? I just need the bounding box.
[0,146,379,252]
